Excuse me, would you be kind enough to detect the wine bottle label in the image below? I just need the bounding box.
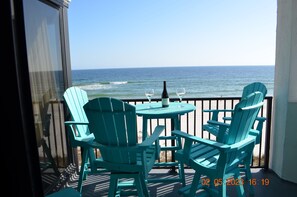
[162,98,169,107]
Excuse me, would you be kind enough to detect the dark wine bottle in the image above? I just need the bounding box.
[162,81,169,107]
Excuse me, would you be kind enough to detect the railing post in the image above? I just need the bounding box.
[264,97,273,170]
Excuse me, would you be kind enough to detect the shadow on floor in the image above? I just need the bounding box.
[66,168,297,197]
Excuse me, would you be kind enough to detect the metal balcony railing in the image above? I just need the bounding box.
[124,96,272,170]
[40,96,272,171]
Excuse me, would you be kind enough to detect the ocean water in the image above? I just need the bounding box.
[72,66,274,100]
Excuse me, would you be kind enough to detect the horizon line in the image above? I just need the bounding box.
[72,64,275,71]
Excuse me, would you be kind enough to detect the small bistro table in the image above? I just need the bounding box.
[135,102,196,140]
[135,102,196,182]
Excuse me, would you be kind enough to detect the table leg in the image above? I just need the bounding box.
[142,117,148,141]
[175,115,181,130]
[168,115,181,174]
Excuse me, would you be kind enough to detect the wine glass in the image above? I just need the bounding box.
[176,88,186,106]
[145,89,154,106]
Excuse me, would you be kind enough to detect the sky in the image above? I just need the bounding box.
[68,0,277,70]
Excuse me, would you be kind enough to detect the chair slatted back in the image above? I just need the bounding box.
[83,97,137,164]
[217,92,264,172]
[63,87,90,139]
[242,82,267,99]
[218,92,264,145]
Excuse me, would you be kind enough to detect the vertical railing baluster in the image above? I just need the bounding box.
[58,97,272,170]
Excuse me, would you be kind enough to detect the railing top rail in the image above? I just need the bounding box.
[123,96,273,102]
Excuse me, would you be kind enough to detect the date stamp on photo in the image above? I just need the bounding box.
[201,178,270,187]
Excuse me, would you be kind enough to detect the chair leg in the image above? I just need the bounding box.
[244,163,255,195]
[234,171,245,197]
[109,174,119,197]
[134,175,145,197]
[77,148,88,193]
[87,147,97,172]
[208,178,217,194]
[178,161,186,186]
[188,172,201,197]
[108,173,149,197]
[217,178,227,197]
[139,173,150,197]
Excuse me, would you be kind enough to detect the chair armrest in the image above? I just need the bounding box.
[248,129,261,144]
[249,129,259,137]
[64,121,95,143]
[91,141,139,152]
[173,130,233,165]
[172,130,230,151]
[203,109,234,121]
[203,109,234,113]
[158,136,177,140]
[75,134,95,142]
[256,117,266,121]
[140,125,164,148]
[207,120,230,127]
[64,120,89,126]
[222,116,232,121]
[205,120,230,142]
[229,135,256,150]
[223,116,266,123]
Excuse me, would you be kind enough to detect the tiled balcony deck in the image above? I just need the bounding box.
[64,168,297,197]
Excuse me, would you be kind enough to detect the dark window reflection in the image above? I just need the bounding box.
[23,0,68,194]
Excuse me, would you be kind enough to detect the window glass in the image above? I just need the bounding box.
[23,0,67,193]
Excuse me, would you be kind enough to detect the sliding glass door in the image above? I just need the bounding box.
[23,0,70,194]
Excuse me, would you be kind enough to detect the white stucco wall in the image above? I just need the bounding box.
[270,0,297,183]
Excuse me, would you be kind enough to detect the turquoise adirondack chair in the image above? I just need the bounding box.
[63,87,106,193]
[202,82,267,192]
[83,97,164,197]
[46,187,81,197]
[203,82,267,144]
[173,92,264,197]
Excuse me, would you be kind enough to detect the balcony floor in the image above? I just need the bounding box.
[65,168,297,197]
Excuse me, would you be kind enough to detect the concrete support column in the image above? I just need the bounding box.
[270,0,297,183]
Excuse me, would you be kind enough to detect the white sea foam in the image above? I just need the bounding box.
[76,81,128,91]
[109,81,128,85]
[77,83,112,90]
